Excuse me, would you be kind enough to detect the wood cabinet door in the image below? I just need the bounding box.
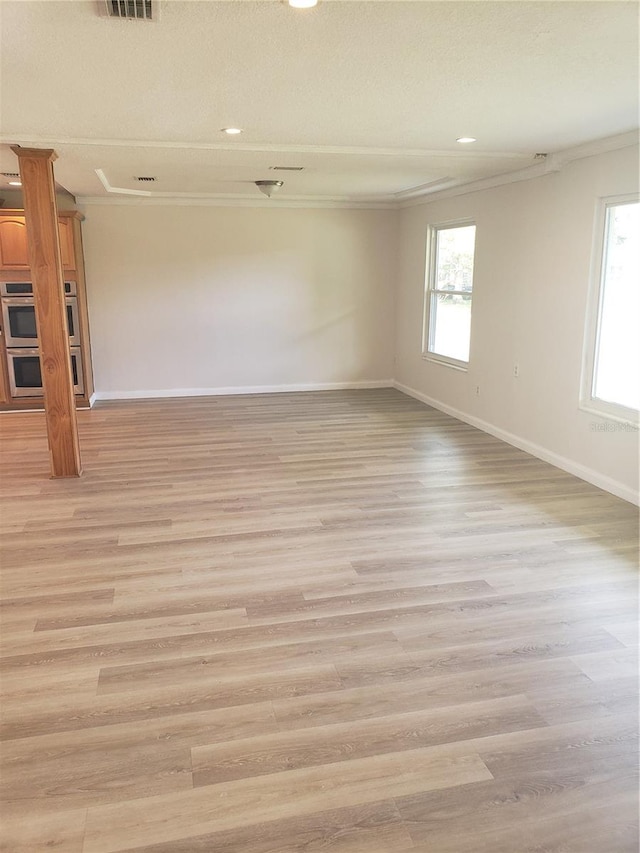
[57,217,75,270]
[0,217,30,269]
[0,364,7,405]
[0,336,8,404]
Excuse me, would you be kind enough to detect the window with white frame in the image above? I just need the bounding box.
[423,222,476,366]
[583,197,639,422]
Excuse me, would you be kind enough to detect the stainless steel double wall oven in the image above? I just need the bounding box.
[1,280,84,398]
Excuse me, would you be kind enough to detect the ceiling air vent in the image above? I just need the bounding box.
[269,166,304,172]
[1,173,20,178]
[134,176,157,182]
[102,0,155,21]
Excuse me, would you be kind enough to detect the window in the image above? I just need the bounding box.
[583,197,639,422]
[423,222,476,367]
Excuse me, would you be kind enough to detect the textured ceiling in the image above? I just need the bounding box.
[0,0,637,202]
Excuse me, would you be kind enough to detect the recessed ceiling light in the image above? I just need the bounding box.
[289,0,318,7]
[456,137,477,144]
[221,127,243,135]
[8,181,21,186]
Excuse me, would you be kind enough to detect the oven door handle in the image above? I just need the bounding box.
[6,348,41,356]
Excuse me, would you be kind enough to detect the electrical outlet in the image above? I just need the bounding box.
[475,385,480,396]
[513,363,519,378]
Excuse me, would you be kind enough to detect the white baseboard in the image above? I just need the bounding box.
[94,379,394,401]
[394,381,639,506]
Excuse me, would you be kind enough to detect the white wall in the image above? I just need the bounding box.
[395,145,639,503]
[81,204,397,396]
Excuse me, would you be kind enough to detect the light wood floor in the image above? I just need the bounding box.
[0,389,638,853]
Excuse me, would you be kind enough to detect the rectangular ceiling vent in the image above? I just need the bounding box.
[269,166,304,172]
[134,176,157,182]
[1,173,19,178]
[102,0,155,21]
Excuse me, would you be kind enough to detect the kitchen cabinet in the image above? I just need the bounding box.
[0,213,77,271]
[57,215,76,270]
[0,210,94,411]
[0,217,30,269]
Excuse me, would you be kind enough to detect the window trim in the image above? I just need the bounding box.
[422,218,476,371]
[580,193,639,426]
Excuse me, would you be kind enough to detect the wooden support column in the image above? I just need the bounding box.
[11,145,82,477]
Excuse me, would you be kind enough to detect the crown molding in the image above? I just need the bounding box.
[95,168,153,197]
[399,130,639,207]
[393,176,461,200]
[77,195,396,210]
[548,129,639,168]
[0,133,529,161]
[399,160,551,207]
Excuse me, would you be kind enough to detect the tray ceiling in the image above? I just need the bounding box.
[0,1,637,204]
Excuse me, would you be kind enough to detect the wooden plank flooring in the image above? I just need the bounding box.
[0,389,638,852]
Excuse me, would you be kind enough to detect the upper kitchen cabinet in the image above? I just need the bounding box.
[0,216,29,269]
[0,211,78,271]
[57,214,76,270]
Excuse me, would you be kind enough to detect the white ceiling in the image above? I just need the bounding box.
[0,0,638,204]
